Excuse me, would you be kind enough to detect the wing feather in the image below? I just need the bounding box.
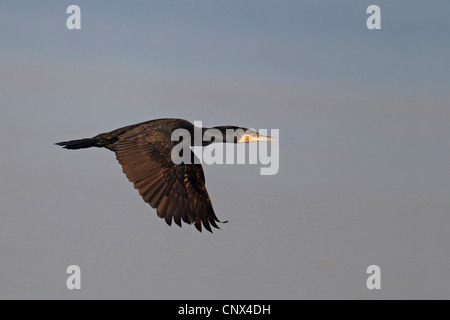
[113,125,223,232]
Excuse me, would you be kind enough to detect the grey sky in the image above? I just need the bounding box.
[0,1,449,299]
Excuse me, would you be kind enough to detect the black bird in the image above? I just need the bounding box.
[56,118,275,232]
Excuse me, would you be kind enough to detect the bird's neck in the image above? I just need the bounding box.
[201,126,237,145]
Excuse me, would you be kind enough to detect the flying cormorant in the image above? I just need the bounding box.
[56,118,275,232]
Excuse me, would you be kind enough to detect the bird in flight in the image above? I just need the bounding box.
[56,118,275,232]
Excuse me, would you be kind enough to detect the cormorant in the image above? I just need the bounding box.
[56,118,275,232]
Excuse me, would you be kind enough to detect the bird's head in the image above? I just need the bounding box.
[204,126,277,144]
[235,128,276,143]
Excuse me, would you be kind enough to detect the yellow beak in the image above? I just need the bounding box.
[237,133,277,143]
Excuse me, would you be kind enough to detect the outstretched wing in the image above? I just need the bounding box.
[113,125,223,232]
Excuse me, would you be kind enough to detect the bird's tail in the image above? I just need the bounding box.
[55,138,98,150]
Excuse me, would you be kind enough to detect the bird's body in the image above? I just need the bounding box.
[56,118,274,232]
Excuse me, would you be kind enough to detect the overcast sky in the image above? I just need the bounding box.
[0,1,449,299]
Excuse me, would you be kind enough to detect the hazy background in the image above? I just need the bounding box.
[0,1,449,299]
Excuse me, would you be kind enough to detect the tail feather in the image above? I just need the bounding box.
[55,138,97,150]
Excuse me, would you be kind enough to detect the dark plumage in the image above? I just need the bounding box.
[56,118,274,232]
